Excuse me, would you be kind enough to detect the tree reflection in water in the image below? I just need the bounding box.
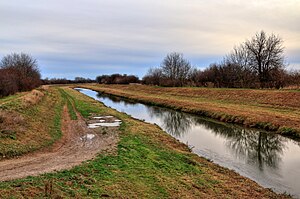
[146,104,287,171]
[96,93,137,106]
[191,117,287,171]
[147,106,192,138]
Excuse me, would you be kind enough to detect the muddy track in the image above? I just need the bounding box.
[0,106,118,182]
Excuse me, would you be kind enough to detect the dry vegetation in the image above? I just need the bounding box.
[79,84,300,136]
[0,87,64,159]
[0,53,41,97]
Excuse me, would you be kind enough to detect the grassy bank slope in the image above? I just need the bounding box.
[79,84,300,136]
[0,87,288,198]
[0,86,73,159]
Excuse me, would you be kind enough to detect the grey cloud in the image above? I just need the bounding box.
[0,0,299,79]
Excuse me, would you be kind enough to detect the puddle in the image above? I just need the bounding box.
[88,121,121,128]
[88,115,122,128]
[80,134,96,140]
[93,116,114,119]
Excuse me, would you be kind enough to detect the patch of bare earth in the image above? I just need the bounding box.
[0,105,118,181]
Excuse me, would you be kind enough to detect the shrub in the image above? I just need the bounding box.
[0,53,41,97]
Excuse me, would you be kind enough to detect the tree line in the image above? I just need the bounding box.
[143,31,300,89]
[96,74,139,84]
[1,31,299,97]
[0,53,41,97]
[42,77,96,85]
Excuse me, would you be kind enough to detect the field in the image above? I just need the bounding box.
[0,86,290,198]
[79,84,300,137]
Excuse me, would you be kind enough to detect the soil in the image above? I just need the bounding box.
[0,106,118,181]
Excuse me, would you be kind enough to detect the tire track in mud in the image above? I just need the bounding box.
[0,105,118,181]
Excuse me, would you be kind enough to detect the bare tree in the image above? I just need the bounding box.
[226,44,250,69]
[142,67,164,85]
[0,53,41,91]
[245,31,285,88]
[224,44,257,88]
[161,52,192,86]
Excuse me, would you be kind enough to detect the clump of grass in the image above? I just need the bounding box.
[0,130,16,140]
[21,89,45,107]
[252,122,279,131]
[279,127,299,137]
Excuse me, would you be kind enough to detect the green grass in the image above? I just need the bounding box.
[0,92,24,104]
[0,133,205,198]
[58,88,77,120]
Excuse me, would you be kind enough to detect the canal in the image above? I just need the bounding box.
[76,88,300,198]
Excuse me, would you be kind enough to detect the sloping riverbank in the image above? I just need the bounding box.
[78,84,300,137]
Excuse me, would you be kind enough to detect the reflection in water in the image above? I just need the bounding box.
[76,88,300,197]
[96,93,137,106]
[191,117,287,170]
[147,106,192,137]
[146,104,287,171]
[226,131,285,171]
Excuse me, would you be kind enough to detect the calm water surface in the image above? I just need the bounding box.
[76,88,300,198]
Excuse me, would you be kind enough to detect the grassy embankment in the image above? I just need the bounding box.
[79,84,300,137]
[0,86,76,159]
[0,86,288,198]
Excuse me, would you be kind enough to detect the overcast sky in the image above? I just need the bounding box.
[1,0,299,79]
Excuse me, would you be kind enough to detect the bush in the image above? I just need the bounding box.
[0,69,18,97]
[0,53,41,97]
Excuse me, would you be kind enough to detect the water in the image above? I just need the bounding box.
[76,88,300,198]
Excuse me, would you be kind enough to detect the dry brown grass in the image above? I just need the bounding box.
[0,87,63,159]
[21,89,45,107]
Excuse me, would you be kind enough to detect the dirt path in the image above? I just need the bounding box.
[0,106,118,182]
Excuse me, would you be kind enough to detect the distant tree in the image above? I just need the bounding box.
[226,44,250,69]
[245,31,285,88]
[0,53,41,91]
[123,75,139,84]
[74,77,86,83]
[213,31,286,88]
[288,70,300,88]
[42,78,72,85]
[161,52,192,86]
[142,67,164,85]
[96,75,110,84]
[96,74,139,84]
[73,77,95,83]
